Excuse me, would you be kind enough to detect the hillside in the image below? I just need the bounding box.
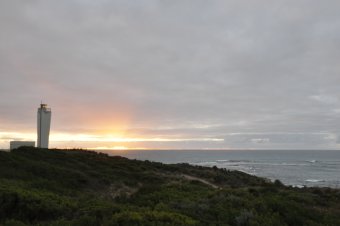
[0,147,339,226]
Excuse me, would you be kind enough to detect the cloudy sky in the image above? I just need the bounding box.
[1,0,340,150]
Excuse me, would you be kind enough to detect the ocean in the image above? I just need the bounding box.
[100,149,340,188]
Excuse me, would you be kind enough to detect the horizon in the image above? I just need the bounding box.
[1,1,340,150]
[2,146,340,152]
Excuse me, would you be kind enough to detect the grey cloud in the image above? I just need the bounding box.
[1,0,340,149]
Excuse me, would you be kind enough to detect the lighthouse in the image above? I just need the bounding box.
[37,103,51,148]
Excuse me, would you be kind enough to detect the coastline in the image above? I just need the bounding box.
[94,149,340,189]
[1,147,339,225]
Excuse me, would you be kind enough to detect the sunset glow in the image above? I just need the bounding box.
[91,146,130,150]
[0,130,224,150]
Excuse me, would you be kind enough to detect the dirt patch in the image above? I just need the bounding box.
[181,174,220,189]
[106,183,141,199]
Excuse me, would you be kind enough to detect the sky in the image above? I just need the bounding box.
[1,0,340,150]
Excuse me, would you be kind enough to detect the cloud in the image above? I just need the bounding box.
[1,1,340,149]
[251,138,270,144]
[310,94,338,104]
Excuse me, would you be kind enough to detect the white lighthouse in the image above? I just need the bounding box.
[37,103,51,148]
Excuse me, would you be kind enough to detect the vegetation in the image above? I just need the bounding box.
[0,147,339,225]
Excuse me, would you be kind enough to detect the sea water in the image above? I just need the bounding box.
[102,149,340,188]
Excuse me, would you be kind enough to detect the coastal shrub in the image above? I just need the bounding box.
[3,219,27,226]
[109,210,197,226]
[0,148,340,226]
[235,210,253,226]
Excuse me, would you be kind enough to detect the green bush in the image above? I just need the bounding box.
[0,148,339,226]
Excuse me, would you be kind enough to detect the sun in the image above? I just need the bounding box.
[111,146,129,150]
[90,146,129,150]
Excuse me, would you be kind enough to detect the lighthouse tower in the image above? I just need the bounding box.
[37,103,51,148]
